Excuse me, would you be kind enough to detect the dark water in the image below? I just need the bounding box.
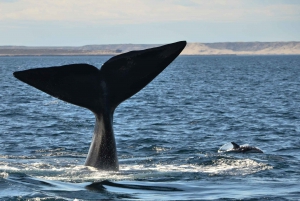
[0,55,300,200]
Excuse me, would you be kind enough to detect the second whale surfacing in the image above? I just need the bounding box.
[218,142,263,153]
[13,41,187,171]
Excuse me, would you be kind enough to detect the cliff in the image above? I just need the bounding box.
[182,42,300,55]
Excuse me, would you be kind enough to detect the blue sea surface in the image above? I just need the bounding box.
[0,55,300,200]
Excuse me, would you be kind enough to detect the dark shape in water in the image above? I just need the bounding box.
[218,142,264,153]
[13,41,187,171]
[86,180,183,192]
[230,142,263,153]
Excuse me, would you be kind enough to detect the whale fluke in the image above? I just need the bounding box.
[13,41,187,170]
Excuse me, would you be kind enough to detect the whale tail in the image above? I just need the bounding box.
[13,41,187,170]
[13,41,186,114]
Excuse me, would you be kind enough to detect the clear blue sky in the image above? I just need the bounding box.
[0,0,299,46]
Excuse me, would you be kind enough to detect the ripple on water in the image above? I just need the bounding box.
[1,55,300,200]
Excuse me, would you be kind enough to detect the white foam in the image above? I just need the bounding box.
[43,100,60,105]
[121,158,272,176]
[26,197,79,201]
[199,158,272,175]
[0,172,9,178]
[0,158,272,182]
[152,146,169,153]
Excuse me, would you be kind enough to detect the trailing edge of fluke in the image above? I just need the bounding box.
[13,41,187,171]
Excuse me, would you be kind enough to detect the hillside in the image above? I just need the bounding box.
[1,42,300,56]
[182,42,300,55]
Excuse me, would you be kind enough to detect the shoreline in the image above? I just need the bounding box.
[1,41,300,56]
[1,54,300,57]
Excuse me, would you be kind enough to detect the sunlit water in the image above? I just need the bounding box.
[0,55,300,200]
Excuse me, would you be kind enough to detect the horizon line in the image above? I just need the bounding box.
[1,41,300,47]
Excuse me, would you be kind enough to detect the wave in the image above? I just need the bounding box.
[0,157,272,183]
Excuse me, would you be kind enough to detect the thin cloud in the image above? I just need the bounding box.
[0,0,299,24]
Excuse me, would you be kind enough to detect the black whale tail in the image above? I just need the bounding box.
[13,41,186,114]
[13,41,187,170]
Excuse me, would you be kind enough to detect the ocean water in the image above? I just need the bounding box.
[0,55,300,200]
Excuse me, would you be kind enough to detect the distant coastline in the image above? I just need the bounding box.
[1,42,300,56]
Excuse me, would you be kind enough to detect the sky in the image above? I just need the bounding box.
[0,0,299,46]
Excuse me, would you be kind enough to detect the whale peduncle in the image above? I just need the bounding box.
[85,113,118,170]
